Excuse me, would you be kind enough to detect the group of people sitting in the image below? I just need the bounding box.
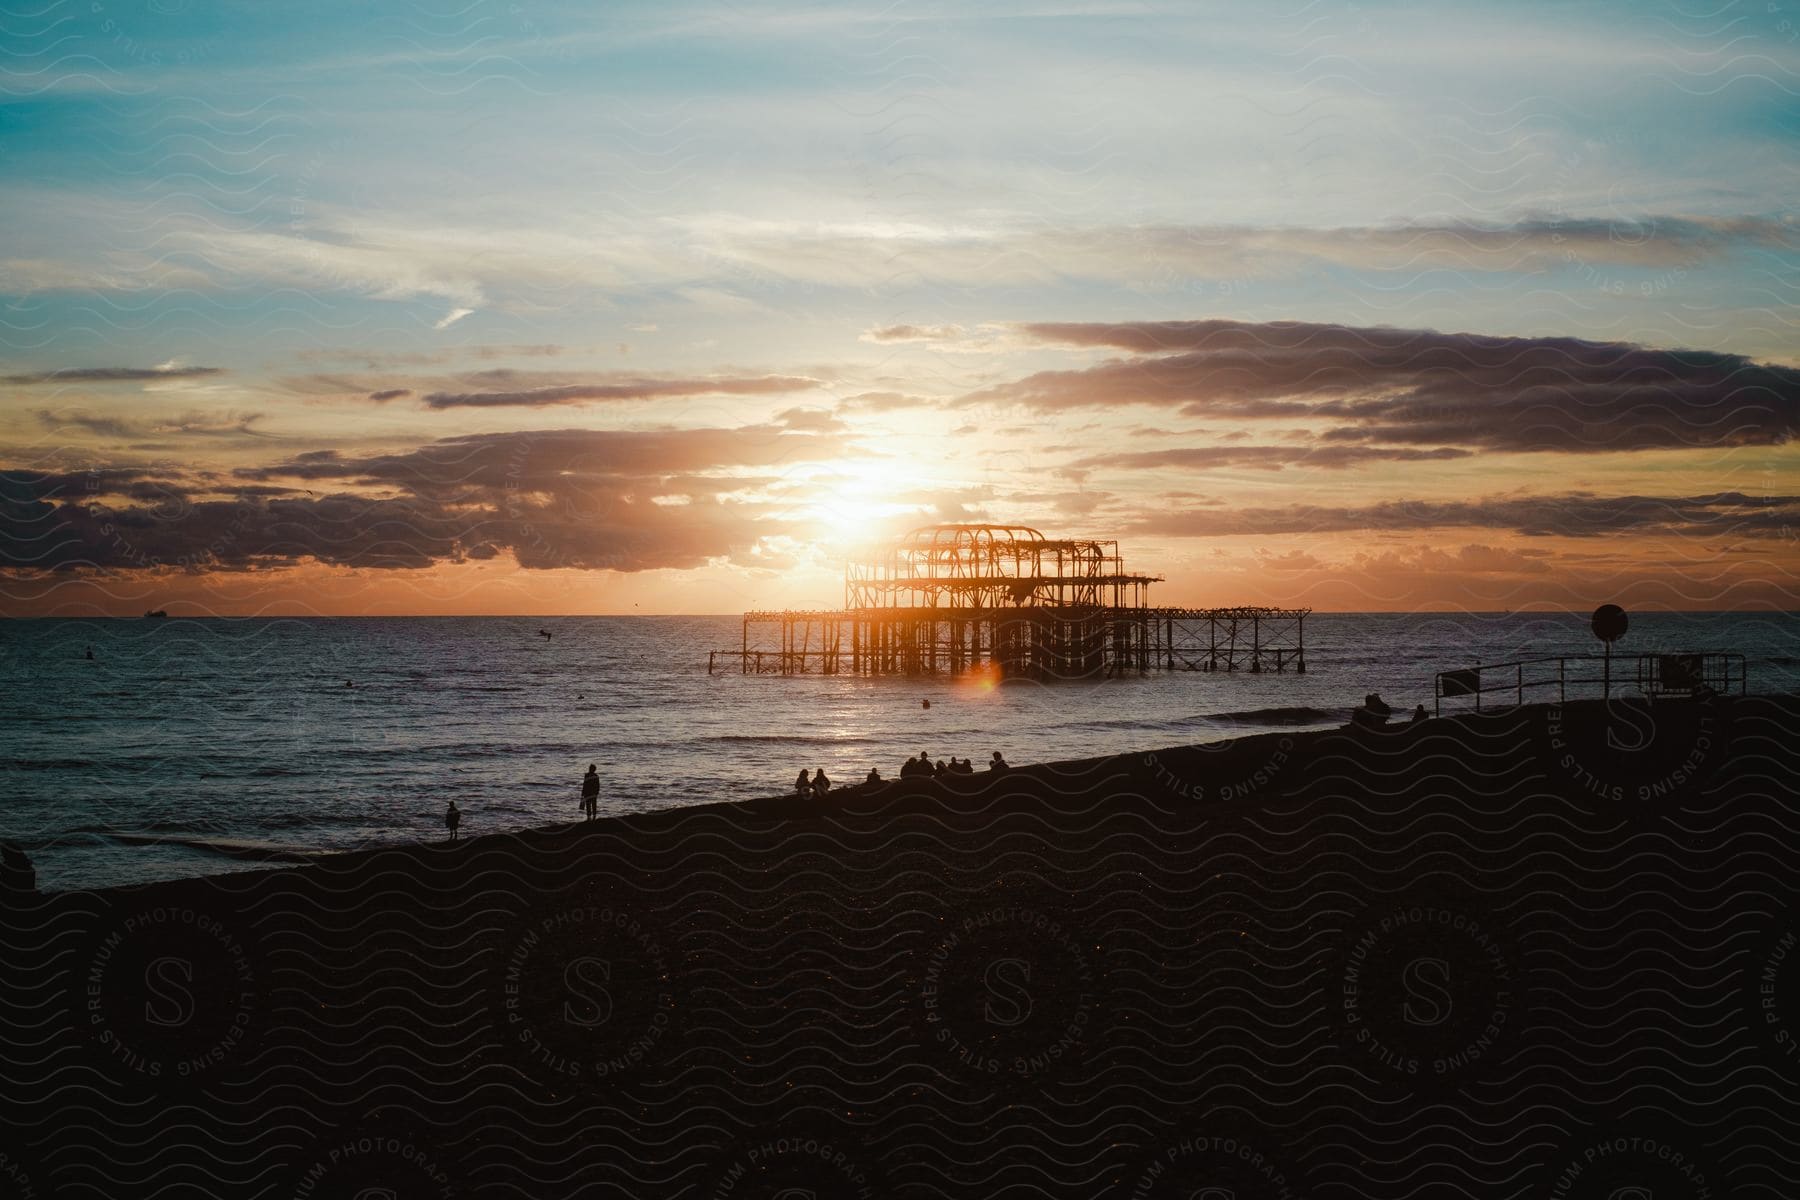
[795,767,831,796]
[1351,693,1431,729]
[794,750,1010,796]
[899,751,989,778]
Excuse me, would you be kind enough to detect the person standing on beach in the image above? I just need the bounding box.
[580,764,601,821]
[445,800,462,842]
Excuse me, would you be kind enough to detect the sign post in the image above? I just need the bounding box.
[1590,604,1628,698]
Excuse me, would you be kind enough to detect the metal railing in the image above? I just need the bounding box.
[1434,653,1747,714]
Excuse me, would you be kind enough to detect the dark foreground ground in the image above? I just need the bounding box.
[4,694,1799,1199]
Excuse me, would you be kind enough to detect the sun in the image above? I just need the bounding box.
[809,461,919,546]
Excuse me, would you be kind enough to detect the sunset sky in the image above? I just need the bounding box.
[2,1,1796,615]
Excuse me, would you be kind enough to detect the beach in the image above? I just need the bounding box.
[9,610,1798,892]
[4,691,1797,1197]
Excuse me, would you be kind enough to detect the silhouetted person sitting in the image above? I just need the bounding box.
[934,760,947,776]
[901,751,932,779]
[952,757,973,775]
[0,840,35,896]
[866,767,882,785]
[796,768,812,795]
[1364,692,1393,716]
[812,768,831,796]
[445,800,462,842]
[989,751,1008,771]
[1412,703,1428,723]
[581,763,601,821]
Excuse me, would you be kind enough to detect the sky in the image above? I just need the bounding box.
[1,0,1796,616]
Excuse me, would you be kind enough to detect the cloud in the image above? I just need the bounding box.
[0,257,141,293]
[1,423,856,575]
[861,324,966,344]
[367,388,412,402]
[3,365,223,385]
[834,391,936,414]
[296,344,569,368]
[683,214,1791,294]
[34,408,270,439]
[235,425,850,488]
[969,320,1800,454]
[1067,444,1472,471]
[1127,491,1800,539]
[418,373,819,409]
[16,197,1784,316]
[32,410,138,439]
[773,407,847,434]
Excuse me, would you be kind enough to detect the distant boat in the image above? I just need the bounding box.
[143,609,169,618]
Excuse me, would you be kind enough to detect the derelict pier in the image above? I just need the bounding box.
[709,525,1308,681]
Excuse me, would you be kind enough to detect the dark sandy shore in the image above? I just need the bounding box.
[3,694,1798,1198]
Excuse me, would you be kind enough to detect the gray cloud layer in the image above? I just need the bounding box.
[1,424,843,573]
[3,365,223,385]
[1128,492,1799,539]
[419,374,819,409]
[1069,445,1473,471]
[971,319,1799,456]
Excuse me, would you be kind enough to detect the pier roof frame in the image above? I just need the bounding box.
[845,522,1158,610]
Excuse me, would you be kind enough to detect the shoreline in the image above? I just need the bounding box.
[17,692,1781,902]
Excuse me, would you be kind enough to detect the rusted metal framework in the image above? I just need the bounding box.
[844,525,1155,610]
[708,524,1309,681]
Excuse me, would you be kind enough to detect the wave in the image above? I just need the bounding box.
[1196,705,1343,727]
[67,828,325,863]
[1054,705,1343,735]
[705,734,885,747]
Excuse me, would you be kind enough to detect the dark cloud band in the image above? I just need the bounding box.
[973,319,1798,455]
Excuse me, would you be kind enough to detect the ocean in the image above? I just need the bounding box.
[3,611,1795,891]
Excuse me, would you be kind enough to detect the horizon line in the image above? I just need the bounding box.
[7,607,1798,620]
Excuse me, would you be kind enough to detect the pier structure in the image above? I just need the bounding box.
[709,524,1308,680]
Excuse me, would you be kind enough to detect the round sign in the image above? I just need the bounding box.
[1590,604,1628,644]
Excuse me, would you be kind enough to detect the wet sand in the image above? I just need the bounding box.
[3,694,1796,1198]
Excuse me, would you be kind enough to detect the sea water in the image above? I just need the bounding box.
[3,611,1795,890]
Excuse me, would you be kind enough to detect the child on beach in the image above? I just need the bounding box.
[445,800,461,842]
[580,764,600,821]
